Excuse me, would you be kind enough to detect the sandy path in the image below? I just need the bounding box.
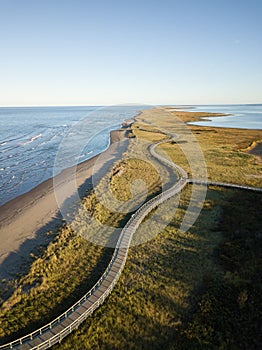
[0,128,129,279]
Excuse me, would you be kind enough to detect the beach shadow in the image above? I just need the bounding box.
[0,127,177,299]
[0,137,129,290]
[0,245,115,344]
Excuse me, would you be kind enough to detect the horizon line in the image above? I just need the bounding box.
[0,102,262,108]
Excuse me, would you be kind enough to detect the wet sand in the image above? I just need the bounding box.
[0,126,131,279]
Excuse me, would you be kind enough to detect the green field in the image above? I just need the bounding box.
[53,187,261,350]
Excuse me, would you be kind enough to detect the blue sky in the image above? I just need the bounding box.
[0,0,261,106]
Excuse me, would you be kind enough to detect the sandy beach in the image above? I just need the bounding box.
[0,125,131,280]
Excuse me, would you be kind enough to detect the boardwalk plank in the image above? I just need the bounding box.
[75,305,89,315]
[87,294,99,303]
[3,132,260,350]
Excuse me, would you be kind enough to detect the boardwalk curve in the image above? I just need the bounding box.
[0,136,187,350]
[1,135,261,349]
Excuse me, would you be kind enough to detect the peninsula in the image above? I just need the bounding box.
[0,108,261,350]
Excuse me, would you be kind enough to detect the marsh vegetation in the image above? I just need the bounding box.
[0,108,261,349]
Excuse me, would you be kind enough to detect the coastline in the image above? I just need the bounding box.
[1,106,261,280]
[0,123,132,280]
[0,108,261,348]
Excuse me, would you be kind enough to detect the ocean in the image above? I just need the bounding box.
[0,104,261,207]
[0,105,145,206]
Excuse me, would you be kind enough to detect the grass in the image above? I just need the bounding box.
[53,186,261,350]
[179,190,262,349]
[0,226,113,340]
[52,185,223,350]
[0,114,171,342]
[109,158,161,201]
[134,108,262,186]
[0,107,261,348]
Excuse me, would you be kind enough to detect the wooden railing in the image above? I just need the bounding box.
[189,179,262,192]
[1,136,260,349]
[0,136,187,350]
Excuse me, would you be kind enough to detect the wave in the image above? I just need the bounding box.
[1,131,33,145]
[0,105,142,205]
[75,150,94,161]
[0,174,15,190]
[31,134,42,141]
[22,133,42,145]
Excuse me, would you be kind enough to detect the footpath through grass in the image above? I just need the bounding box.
[136,108,262,187]
[54,186,262,350]
[0,107,261,348]
[0,115,171,343]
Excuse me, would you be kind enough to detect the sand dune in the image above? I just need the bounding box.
[0,128,129,279]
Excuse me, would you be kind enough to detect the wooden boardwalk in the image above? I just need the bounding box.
[0,136,188,350]
[0,135,261,350]
[189,179,262,192]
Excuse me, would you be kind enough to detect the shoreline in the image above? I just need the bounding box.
[1,106,261,280]
[188,113,262,131]
[165,106,262,131]
[0,122,133,280]
[0,109,261,350]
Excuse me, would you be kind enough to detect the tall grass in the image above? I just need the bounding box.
[53,186,262,350]
[134,108,262,186]
[0,108,261,348]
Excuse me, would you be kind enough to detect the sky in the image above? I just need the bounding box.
[0,0,261,106]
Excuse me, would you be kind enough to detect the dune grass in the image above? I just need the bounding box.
[0,117,170,342]
[53,186,262,350]
[179,190,262,349]
[0,226,114,340]
[134,108,262,186]
[0,107,261,348]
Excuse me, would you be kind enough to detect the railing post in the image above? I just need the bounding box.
[0,133,192,350]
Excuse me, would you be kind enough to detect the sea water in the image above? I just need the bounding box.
[0,105,144,206]
[1,104,261,206]
[187,104,262,130]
